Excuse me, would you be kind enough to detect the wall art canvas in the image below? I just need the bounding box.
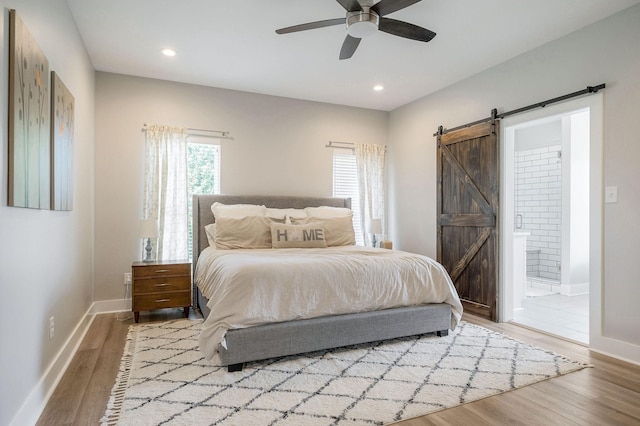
[8,9,50,209]
[51,72,74,211]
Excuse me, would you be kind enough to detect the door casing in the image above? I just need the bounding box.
[498,94,603,336]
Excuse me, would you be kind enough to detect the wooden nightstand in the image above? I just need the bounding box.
[132,260,191,323]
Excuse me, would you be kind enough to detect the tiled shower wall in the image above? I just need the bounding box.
[515,145,562,282]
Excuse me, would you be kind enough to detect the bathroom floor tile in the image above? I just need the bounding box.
[512,293,589,345]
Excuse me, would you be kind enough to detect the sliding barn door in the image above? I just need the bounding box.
[437,117,499,321]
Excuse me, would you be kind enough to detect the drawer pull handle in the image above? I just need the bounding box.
[154,283,170,287]
[155,269,171,273]
[155,299,170,303]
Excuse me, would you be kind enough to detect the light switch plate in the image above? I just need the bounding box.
[605,186,618,203]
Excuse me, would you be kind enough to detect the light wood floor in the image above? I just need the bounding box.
[37,310,640,425]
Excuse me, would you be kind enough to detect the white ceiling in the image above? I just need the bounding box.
[66,0,640,111]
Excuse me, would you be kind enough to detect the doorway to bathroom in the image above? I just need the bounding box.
[500,94,603,345]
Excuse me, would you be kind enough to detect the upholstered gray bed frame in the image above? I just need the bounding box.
[192,194,451,371]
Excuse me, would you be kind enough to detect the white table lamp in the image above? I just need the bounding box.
[368,218,382,248]
[139,219,159,262]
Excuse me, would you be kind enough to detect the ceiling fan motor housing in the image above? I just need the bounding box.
[346,9,380,38]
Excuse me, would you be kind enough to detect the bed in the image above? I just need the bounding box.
[192,194,463,371]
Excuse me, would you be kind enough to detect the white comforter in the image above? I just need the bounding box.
[195,245,463,361]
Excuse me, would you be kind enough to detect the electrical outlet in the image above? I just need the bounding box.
[49,317,55,340]
[124,272,132,286]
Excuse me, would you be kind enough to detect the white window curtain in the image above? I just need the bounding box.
[143,124,189,261]
[355,143,386,246]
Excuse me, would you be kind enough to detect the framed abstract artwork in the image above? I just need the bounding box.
[51,72,74,211]
[8,9,50,209]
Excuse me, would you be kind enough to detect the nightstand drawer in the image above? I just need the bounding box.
[133,276,191,294]
[132,291,191,312]
[133,263,190,279]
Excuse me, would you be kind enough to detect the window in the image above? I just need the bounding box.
[332,149,364,245]
[187,139,220,256]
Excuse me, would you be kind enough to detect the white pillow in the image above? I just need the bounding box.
[265,207,308,223]
[271,222,327,249]
[214,216,274,249]
[204,224,216,247]
[304,206,352,218]
[211,202,266,220]
[292,215,355,247]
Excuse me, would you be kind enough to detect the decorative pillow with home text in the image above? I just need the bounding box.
[271,223,328,248]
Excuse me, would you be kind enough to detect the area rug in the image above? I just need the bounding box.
[102,319,588,425]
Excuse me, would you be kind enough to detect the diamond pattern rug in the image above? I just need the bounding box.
[102,319,588,425]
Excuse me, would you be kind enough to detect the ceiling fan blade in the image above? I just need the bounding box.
[339,35,361,60]
[378,18,436,42]
[336,0,363,12]
[371,0,421,16]
[276,18,346,34]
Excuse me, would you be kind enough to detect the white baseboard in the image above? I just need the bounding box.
[11,308,96,426]
[11,299,132,426]
[590,335,640,366]
[91,297,130,314]
[560,282,589,296]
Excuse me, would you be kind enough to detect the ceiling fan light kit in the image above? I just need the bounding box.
[275,0,436,60]
[346,9,379,38]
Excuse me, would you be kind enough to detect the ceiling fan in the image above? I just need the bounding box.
[275,0,436,60]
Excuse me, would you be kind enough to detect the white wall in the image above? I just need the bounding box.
[388,4,640,362]
[0,1,95,425]
[94,72,388,302]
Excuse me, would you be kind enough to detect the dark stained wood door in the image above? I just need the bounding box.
[437,116,499,321]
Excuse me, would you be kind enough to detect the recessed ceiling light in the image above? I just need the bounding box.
[162,48,176,57]
[373,85,384,91]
